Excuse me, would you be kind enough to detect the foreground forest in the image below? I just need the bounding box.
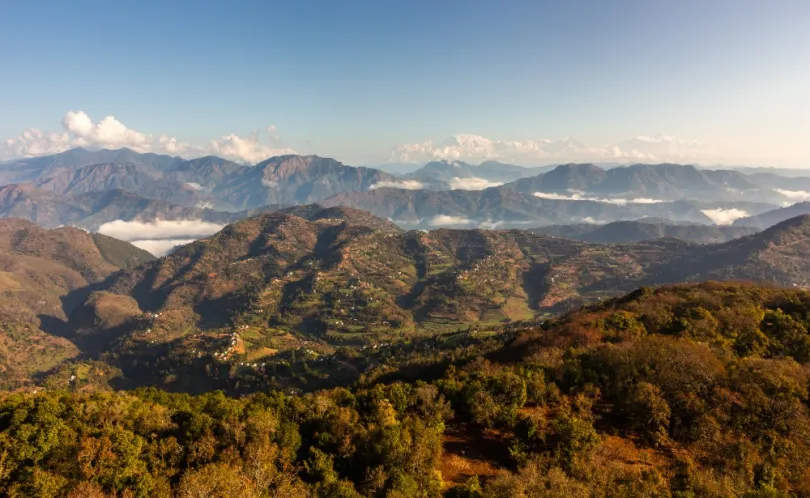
[2,282,810,497]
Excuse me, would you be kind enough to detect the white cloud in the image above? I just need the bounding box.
[424,215,475,226]
[700,208,749,225]
[476,219,535,229]
[370,179,425,190]
[580,217,599,224]
[2,128,74,158]
[185,182,204,191]
[391,134,564,164]
[448,177,503,190]
[532,191,664,205]
[129,238,197,257]
[97,219,224,241]
[62,111,151,151]
[0,111,295,164]
[774,189,810,201]
[391,133,744,166]
[262,179,279,188]
[209,133,295,164]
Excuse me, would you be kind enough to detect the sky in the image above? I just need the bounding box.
[0,0,808,167]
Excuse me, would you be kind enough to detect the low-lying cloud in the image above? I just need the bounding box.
[448,177,503,190]
[775,189,810,202]
[370,179,425,190]
[97,219,225,256]
[533,191,664,205]
[424,215,474,226]
[477,219,535,229]
[128,239,197,257]
[415,216,536,229]
[700,208,749,225]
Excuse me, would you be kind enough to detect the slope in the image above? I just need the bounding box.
[0,219,154,385]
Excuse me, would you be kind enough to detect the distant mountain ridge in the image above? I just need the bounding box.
[213,155,397,209]
[1,148,807,231]
[734,202,810,229]
[531,220,758,244]
[0,184,244,230]
[322,187,773,227]
[504,162,787,203]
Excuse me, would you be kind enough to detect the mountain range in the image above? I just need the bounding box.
[2,148,810,248]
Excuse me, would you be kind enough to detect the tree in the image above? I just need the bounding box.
[628,382,670,446]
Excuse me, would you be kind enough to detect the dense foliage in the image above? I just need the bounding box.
[2,282,810,497]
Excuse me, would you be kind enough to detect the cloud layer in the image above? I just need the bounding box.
[700,208,749,225]
[533,191,665,205]
[2,111,295,164]
[370,179,426,190]
[775,189,810,202]
[448,177,503,190]
[97,219,225,256]
[128,239,197,257]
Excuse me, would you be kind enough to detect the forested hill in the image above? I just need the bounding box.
[2,282,810,496]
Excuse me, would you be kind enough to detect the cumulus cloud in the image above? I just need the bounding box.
[129,239,197,257]
[62,111,151,151]
[185,182,204,191]
[370,179,426,190]
[532,191,665,205]
[448,177,503,190]
[97,219,224,242]
[700,208,749,225]
[209,133,295,164]
[0,111,295,164]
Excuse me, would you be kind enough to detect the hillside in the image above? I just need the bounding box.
[29,208,805,395]
[92,210,810,339]
[3,282,810,496]
[673,214,810,287]
[0,219,154,385]
[6,207,810,394]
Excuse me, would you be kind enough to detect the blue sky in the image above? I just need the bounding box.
[0,0,808,166]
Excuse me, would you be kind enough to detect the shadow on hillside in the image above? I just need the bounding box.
[522,261,550,310]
